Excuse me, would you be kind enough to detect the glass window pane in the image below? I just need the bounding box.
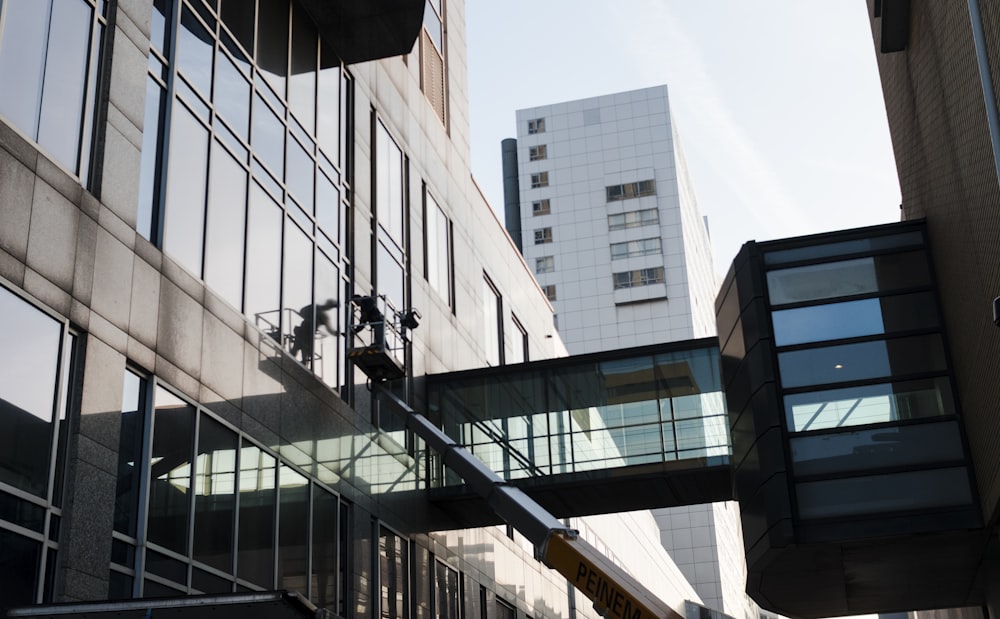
[204,142,247,309]
[0,286,62,497]
[163,102,209,276]
[220,0,254,56]
[778,334,948,389]
[289,6,316,132]
[376,122,404,244]
[287,135,314,214]
[245,183,283,336]
[0,0,49,136]
[764,231,924,265]
[316,171,340,241]
[138,76,167,241]
[378,241,404,313]
[193,414,237,573]
[773,292,940,347]
[791,420,965,477]
[795,467,972,519]
[0,529,42,606]
[176,5,214,96]
[147,387,195,555]
[37,0,93,171]
[115,371,146,536]
[767,251,931,306]
[379,526,409,619]
[317,52,340,164]
[214,50,251,140]
[784,377,955,432]
[277,465,309,594]
[237,444,276,587]
[312,487,339,609]
[482,279,500,366]
[256,0,288,95]
[284,220,314,361]
[252,93,285,180]
[314,254,341,388]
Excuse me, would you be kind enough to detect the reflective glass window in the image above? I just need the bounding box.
[287,135,314,214]
[284,221,314,361]
[777,334,948,389]
[204,142,248,310]
[0,0,50,140]
[426,193,451,303]
[193,414,237,573]
[482,278,501,366]
[256,0,288,94]
[376,121,405,244]
[434,561,459,619]
[138,76,167,241]
[0,286,62,497]
[314,254,342,388]
[795,467,972,519]
[214,50,251,140]
[0,529,42,607]
[252,93,285,179]
[277,465,309,594]
[237,443,276,588]
[378,241,405,315]
[379,526,409,619]
[147,387,195,555]
[245,183,283,334]
[176,5,214,96]
[163,102,209,276]
[772,292,940,347]
[317,54,340,163]
[790,420,965,477]
[316,171,341,241]
[36,0,92,170]
[312,487,339,608]
[115,371,146,536]
[764,231,924,266]
[220,0,254,56]
[289,7,317,131]
[767,251,931,306]
[784,377,955,432]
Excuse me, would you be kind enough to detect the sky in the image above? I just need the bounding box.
[465,1,902,274]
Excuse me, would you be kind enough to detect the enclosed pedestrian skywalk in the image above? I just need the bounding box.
[421,338,735,526]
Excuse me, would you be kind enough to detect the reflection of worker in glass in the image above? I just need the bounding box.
[351,295,384,347]
[291,298,338,362]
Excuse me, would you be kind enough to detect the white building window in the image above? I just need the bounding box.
[532,199,551,216]
[535,256,555,273]
[606,179,656,202]
[543,284,557,301]
[608,208,659,231]
[613,267,665,289]
[534,228,552,244]
[529,145,547,161]
[610,238,662,260]
[530,171,549,188]
[527,118,545,134]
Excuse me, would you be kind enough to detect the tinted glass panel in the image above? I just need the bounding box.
[314,254,341,388]
[252,93,285,179]
[193,415,237,573]
[772,292,940,347]
[289,7,316,131]
[256,0,288,94]
[277,465,308,594]
[192,567,232,593]
[237,444,276,587]
[784,377,955,432]
[245,183,283,334]
[376,122,404,244]
[284,221,314,361]
[0,286,61,497]
[220,0,254,55]
[163,103,209,276]
[778,334,947,389]
[317,55,340,163]
[0,0,48,135]
[796,467,972,519]
[147,388,195,554]
[37,0,92,170]
[214,50,250,140]
[379,526,409,619]
[435,561,459,619]
[0,529,42,606]
[312,487,339,608]
[287,135,314,214]
[767,251,931,306]
[316,171,340,241]
[204,142,247,309]
[115,371,146,536]
[177,6,214,96]
[137,77,167,241]
[0,490,45,532]
[791,420,965,477]
[764,231,924,265]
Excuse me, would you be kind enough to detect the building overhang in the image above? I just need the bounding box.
[298,0,425,65]
[5,591,317,619]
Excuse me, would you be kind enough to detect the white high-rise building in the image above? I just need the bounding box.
[503,85,754,619]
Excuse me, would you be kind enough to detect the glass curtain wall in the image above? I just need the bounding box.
[0,285,77,606]
[137,0,350,392]
[763,229,976,520]
[110,374,350,608]
[0,0,107,180]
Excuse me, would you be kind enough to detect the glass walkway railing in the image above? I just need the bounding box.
[425,338,729,488]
